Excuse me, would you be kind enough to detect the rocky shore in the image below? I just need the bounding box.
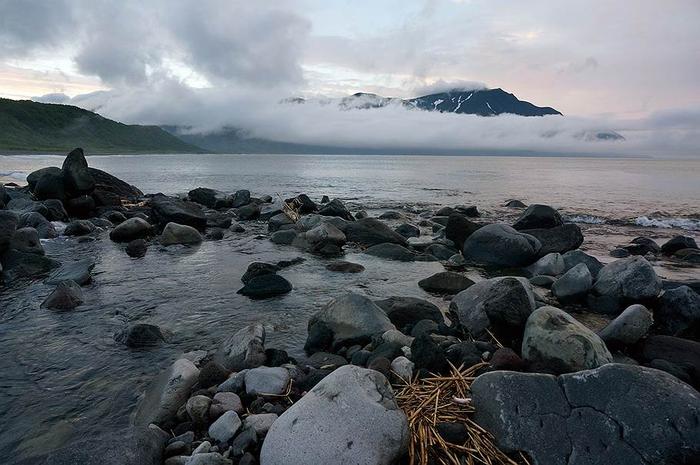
[1,148,699,465]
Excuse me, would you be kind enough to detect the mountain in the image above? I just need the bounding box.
[0,98,205,153]
[290,87,562,117]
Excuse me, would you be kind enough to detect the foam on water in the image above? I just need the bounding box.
[634,216,700,231]
[565,215,607,225]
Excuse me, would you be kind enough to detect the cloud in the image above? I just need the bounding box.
[412,80,488,96]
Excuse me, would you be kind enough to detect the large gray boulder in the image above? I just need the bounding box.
[9,227,44,255]
[418,271,474,295]
[598,304,653,346]
[449,277,536,341]
[374,296,445,329]
[0,210,19,251]
[522,306,612,374]
[525,252,565,277]
[188,187,233,209]
[160,222,203,246]
[306,293,395,352]
[654,285,700,338]
[521,224,584,255]
[589,256,662,314]
[1,249,60,280]
[244,366,291,395]
[62,148,95,196]
[551,262,592,302]
[364,242,416,261]
[41,280,84,310]
[471,364,700,465]
[150,194,207,230]
[260,365,408,465]
[134,358,200,426]
[343,218,408,247]
[512,204,563,230]
[214,324,267,371]
[562,249,603,278]
[34,170,66,201]
[109,217,153,242]
[444,214,481,251]
[462,223,541,267]
[18,211,57,238]
[27,166,62,191]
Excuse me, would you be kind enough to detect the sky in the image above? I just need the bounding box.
[1,0,699,156]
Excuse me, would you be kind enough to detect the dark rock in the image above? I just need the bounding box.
[198,361,230,388]
[418,271,474,295]
[411,334,448,373]
[598,304,653,346]
[364,242,416,261]
[423,243,455,260]
[64,219,96,236]
[268,213,294,232]
[188,187,232,209]
[0,210,18,251]
[1,249,60,280]
[17,212,56,239]
[237,274,292,298]
[34,170,66,201]
[43,199,69,221]
[375,296,445,329]
[367,342,404,365]
[321,195,330,203]
[303,222,346,256]
[463,223,541,267]
[367,356,391,378]
[150,194,207,230]
[285,194,318,214]
[444,214,481,251]
[394,223,419,238]
[88,167,142,204]
[633,335,700,389]
[9,227,44,255]
[661,235,698,255]
[588,256,662,314]
[626,236,661,255]
[317,198,354,221]
[410,319,439,337]
[45,258,95,285]
[326,260,364,273]
[455,205,480,217]
[126,239,148,258]
[116,324,164,347]
[351,349,372,366]
[436,422,469,444]
[259,201,284,221]
[512,204,563,230]
[27,166,61,191]
[206,211,233,229]
[160,222,202,246]
[610,248,630,258]
[489,347,524,370]
[435,206,455,216]
[65,195,96,218]
[236,203,261,220]
[504,199,527,208]
[654,285,700,338]
[230,426,258,456]
[41,280,84,310]
[551,263,592,302]
[344,218,407,247]
[110,217,154,242]
[265,348,290,367]
[445,341,482,368]
[276,257,305,268]
[522,224,584,255]
[241,262,280,284]
[562,249,603,278]
[270,229,296,245]
[103,209,127,225]
[7,198,50,217]
[62,148,95,196]
[206,228,225,240]
[647,359,694,385]
[232,189,251,208]
[307,352,347,369]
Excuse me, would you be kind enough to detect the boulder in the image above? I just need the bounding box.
[9,227,44,255]
[236,203,260,220]
[188,187,232,209]
[449,277,536,341]
[41,280,84,310]
[62,148,95,196]
[598,304,653,346]
[270,229,297,245]
[661,235,698,255]
[551,263,592,302]
[115,323,165,347]
[214,324,267,371]
[134,358,200,426]
[325,260,365,273]
[344,218,407,247]
[1,249,60,280]
[126,239,148,258]
[208,411,242,444]
[504,199,527,208]
[244,413,278,436]
[305,222,346,255]
[562,249,603,278]
[418,271,474,295]
[521,224,584,255]
[462,223,541,267]
[237,274,292,298]
[160,222,203,246]
[34,170,66,201]
[268,212,294,232]
[8,198,50,217]
[374,296,444,329]
[633,335,700,389]
[410,333,449,373]
[525,253,565,277]
[364,242,416,261]
[624,237,661,256]
[260,365,408,465]
[110,217,153,242]
[529,275,556,287]
[444,214,481,251]
[241,262,279,284]
[424,243,455,260]
[512,204,563,230]
[0,210,19,251]
[394,223,419,238]
[285,193,318,213]
[65,195,96,218]
[27,166,62,191]
[259,201,285,221]
[88,167,143,203]
[45,258,95,285]
[654,285,700,338]
[471,364,700,465]
[245,366,291,395]
[589,256,662,314]
[186,395,212,425]
[390,356,414,382]
[18,211,56,239]
[522,306,613,374]
[150,194,207,230]
[317,198,354,221]
[43,199,69,221]
[306,293,395,352]
[64,219,96,237]
[209,392,244,418]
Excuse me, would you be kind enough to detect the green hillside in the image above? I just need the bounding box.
[0,98,206,154]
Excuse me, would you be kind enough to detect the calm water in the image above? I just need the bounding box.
[1,153,699,463]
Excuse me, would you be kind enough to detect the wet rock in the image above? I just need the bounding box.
[206,228,224,240]
[445,341,483,368]
[134,358,200,426]
[150,194,207,229]
[522,306,612,374]
[89,167,143,204]
[198,361,229,389]
[8,198,50,217]
[588,256,662,314]
[449,277,536,341]
[625,236,661,255]
[28,166,62,191]
[116,323,164,347]
[610,248,630,258]
[103,210,127,224]
[232,189,251,208]
[551,263,592,302]
[471,364,700,465]
[160,222,203,246]
[285,193,317,214]
[529,275,556,287]
[525,252,565,277]
[378,210,403,220]
[424,243,455,260]
[34,170,66,201]
[126,239,148,258]
[209,392,244,418]
[245,366,290,395]
[418,271,474,295]
[268,213,294,232]
[394,223,419,239]
[260,365,408,465]
[504,199,527,208]
[455,205,480,217]
[259,201,285,221]
[562,249,603,278]
[41,280,84,310]
[374,296,444,330]
[236,203,261,220]
[217,371,248,394]
[490,347,524,370]
[64,219,96,237]
[633,335,700,389]
[188,187,232,209]
[512,204,563,230]
[10,227,44,255]
[344,218,407,247]
[214,324,266,371]
[237,274,292,298]
[62,148,95,196]
[18,211,56,238]
[0,210,19,251]
[661,235,698,255]
[462,223,541,267]
[241,262,279,284]
[186,395,212,425]
[444,214,481,251]
[521,224,584,255]
[305,222,346,255]
[110,217,153,242]
[598,304,653,346]
[654,285,700,338]
[364,242,416,261]
[209,411,242,444]
[45,258,95,286]
[65,195,96,218]
[317,198,354,221]
[325,260,364,273]
[306,293,395,352]
[410,319,439,337]
[1,249,60,280]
